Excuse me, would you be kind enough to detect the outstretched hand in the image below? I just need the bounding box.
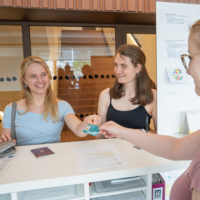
[84,114,101,126]
[99,121,125,139]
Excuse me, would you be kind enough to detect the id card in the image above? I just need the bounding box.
[83,124,100,136]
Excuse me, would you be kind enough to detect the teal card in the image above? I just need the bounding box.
[83,124,100,136]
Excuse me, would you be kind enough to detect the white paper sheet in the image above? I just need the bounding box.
[161,4,194,32]
[90,190,145,200]
[72,143,128,171]
[186,110,200,133]
[161,35,188,61]
[0,154,17,179]
[92,178,145,193]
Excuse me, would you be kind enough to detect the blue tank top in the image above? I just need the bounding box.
[106,98,152,129]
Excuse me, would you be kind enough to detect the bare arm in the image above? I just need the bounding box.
[0,103,16,143]
[65,113,101,137]
[99,121,200,160]
[96,88,110,139]
[192,188,200,200]
[0,128,13,142]
[151,90,157,132]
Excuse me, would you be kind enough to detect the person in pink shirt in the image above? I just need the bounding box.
[99,19,200,200]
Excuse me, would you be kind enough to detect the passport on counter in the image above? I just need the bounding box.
[30,147,55,159]
[83,124,100,136]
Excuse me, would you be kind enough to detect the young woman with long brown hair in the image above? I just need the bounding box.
[96,44,157,139]
[0,56,101,146]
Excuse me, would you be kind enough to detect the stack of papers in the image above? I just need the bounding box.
[0,154,17,179]
[90,191,145,200]
[92,177,145,193]
[152,174,163,184]
[21,185,75,200]
[0,193,9,200]
[110,177,142,184]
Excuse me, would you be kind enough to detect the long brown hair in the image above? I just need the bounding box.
[110,44,156,106]
[190,19,200,50]
[19,56,60,122]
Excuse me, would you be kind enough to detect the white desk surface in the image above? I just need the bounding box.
[0,138,191,194]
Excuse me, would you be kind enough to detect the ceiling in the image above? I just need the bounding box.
[0,7,156,25]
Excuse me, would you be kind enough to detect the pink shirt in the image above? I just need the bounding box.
[170,150,200,200]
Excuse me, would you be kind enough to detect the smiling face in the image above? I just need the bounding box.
[187,34,200,96]
[23,63,50,96]
[114,53,141,85]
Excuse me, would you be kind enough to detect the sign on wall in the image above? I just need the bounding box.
[156,2,200,135]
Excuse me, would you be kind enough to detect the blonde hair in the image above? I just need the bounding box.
[19,56,60,122]
[190,19,200,50]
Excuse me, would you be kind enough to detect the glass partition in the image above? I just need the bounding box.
[0,26,24,134]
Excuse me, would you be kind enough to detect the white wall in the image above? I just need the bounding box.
[156,2,200,135]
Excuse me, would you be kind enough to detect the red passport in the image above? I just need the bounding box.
[30,147,54,158]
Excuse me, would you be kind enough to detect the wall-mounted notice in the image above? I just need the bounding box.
[166,67,188,85]
[161,3,194,32]
[157,2,200,135]
[161,35,188,61]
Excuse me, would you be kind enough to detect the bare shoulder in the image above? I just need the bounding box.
[99,88,110,99]
[151,89,157,100]
[98,88,111,112]
[18,99,26,105]
[17,99,26,110]
[8,103,12,107]
[151,89,157,108]
[8,99,25,107]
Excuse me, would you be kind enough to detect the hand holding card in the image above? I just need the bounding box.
[83,124,100,136]
[83,115,101,126]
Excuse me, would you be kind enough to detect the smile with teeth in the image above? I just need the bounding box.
[36,84,45,88]
[118,75,124,78]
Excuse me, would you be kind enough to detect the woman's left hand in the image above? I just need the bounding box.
[84,115,101,126]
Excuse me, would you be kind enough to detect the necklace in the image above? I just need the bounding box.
[35,103,45,110]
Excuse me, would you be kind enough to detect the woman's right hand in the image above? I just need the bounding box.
[0,134,16,143]
[99,121,125,139]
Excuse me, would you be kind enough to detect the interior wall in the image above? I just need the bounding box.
[126,34,156,84]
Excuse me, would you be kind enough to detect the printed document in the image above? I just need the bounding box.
[161,35,188,61]
[72,143,128,171]
[0,154,17,179]
[161,3,194,32]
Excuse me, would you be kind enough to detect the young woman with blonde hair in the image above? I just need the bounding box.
[0,56,101,146]
[99,19,200,200]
